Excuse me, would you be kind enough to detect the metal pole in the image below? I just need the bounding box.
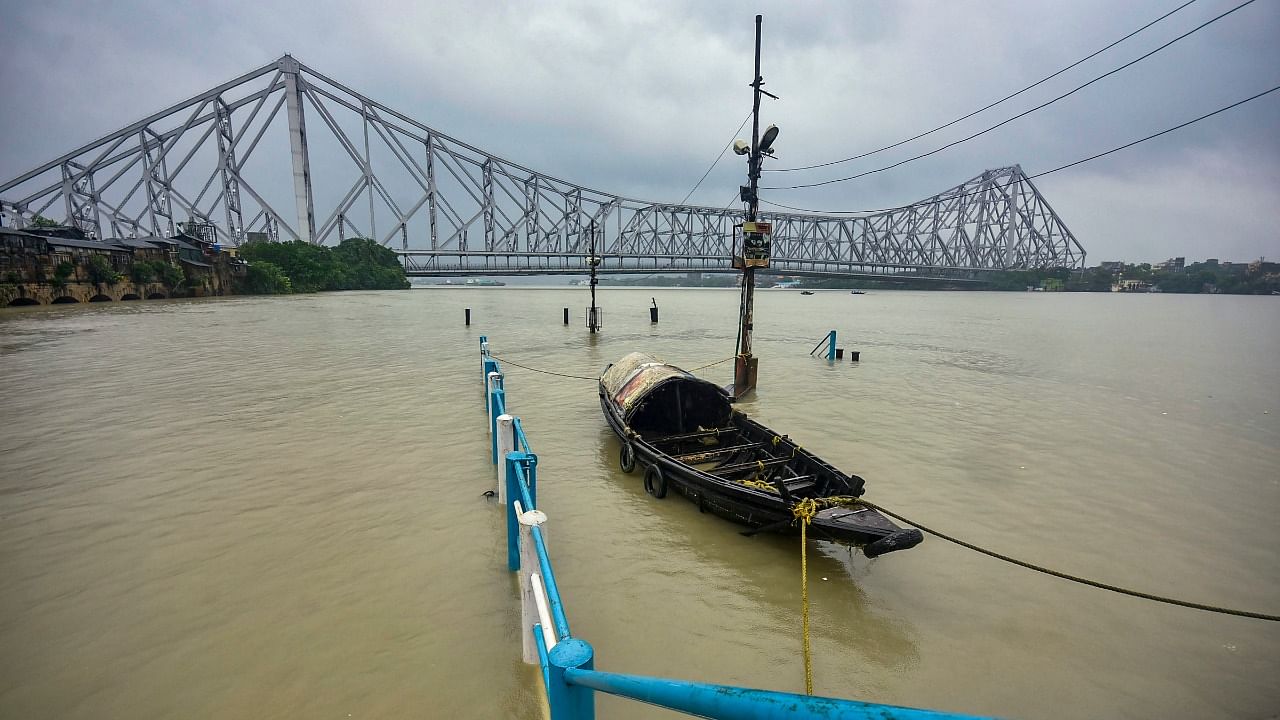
[548,639,596,720]
[733,14,763,398]
[588,219,599,333]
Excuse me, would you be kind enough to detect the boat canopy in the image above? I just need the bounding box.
[601,353,731,435]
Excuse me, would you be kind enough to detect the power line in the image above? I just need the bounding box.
[679,112,753,205]
[761,0,1259,191]
[768,0,1203,173]
[758,83,1280,215]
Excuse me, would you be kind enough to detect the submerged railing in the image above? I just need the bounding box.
[479,336,992,720]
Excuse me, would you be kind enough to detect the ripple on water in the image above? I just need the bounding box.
[0,289,1277,720]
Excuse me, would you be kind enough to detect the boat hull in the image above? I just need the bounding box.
[598,373,922,557]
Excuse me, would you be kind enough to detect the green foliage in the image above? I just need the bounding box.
[238,261,293,295]
[238,238,408,292]
[31,215,60,227]
[1066,267,1115,292]
[86,255,122,285]
[986,267,1072,291]
[4,271,21,285]
[130,260,158,285]
[128,259,183,288]
[331,237,411,290]
[183,265,204,292]
[240,240,340,292]
[1147,261,1280,295]
[51,261,75,288]
[158,262,185,289]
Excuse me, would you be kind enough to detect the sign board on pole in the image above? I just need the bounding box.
[742,221,771,268]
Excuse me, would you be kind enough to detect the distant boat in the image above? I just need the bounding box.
[849,290,865,295]
[464,279,506,287]
[800,290,814,295]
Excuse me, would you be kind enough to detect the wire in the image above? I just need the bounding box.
[767,0,1203,173]
[855,498,1280,621]
[489,353,738,381]
[761,0,1259,191]
[680,112,753,205]
[758,83,1280,215]
[489,354,598,380]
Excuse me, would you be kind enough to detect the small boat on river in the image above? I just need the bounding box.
[800,290,815,295]
[599,353,923,557]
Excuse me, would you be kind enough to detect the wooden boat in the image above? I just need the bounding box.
[599,353,923,557]
[800,290,815,295]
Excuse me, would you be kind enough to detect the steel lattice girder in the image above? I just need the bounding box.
[0,56,1085,274]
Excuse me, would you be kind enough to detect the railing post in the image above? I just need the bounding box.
[525,452,537,510]
[486,372,501,435]
[490,388,505,464]
[505,452,529,572]
[827,330,836,361]
[496,414,515,501]
[518,507,548,664]
[548,638,595,720]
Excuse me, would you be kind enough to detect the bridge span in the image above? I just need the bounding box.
[1,55,1085,278]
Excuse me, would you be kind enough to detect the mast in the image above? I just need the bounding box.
[733,14,765,398]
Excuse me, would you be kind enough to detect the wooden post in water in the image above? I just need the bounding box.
[496,414,515,500]
[587,219,601,334]
[465,308,471,326]
[518,506,548,664]
[563,307,570,325]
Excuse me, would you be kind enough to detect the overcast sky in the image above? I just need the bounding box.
[2,0,1277,263]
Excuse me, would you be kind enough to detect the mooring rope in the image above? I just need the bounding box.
[850,498,1280,622]
[792,498,819,695]
[487,353,736,382]
[487,353,598,380]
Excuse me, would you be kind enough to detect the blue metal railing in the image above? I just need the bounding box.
[478,336,993,720]
[808,329,837,360]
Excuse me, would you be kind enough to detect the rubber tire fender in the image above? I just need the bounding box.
[619,442,637,474]
[643,464,668,499]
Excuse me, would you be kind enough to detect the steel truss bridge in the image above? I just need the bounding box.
[0,55,1085,278]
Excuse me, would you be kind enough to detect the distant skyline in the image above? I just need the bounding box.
[2,0,1277,263]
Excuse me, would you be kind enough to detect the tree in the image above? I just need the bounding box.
[239,240,341,292]
[130,260,157,285]
[331,237,410,290]
[86,255,122,285]
[158,262,185,289]
[238,261,293,295]
[31,215,60,228]
[238,238,409,292]
[51,261,75,288]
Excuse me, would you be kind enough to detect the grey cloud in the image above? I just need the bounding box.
[1,0,1276,262]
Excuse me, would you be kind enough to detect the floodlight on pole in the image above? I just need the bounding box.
[758,124,779,155]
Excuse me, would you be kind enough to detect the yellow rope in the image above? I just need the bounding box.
[792,498,820,695]
[739,478,777,493]
[772,434,801,458]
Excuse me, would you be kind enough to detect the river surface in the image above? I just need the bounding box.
[1,287,1277,720]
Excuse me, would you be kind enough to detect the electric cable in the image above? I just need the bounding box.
[757,83,1279,215]
[680,112,753,205]
[767,0,1203,173]
[761,0,1259,191]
